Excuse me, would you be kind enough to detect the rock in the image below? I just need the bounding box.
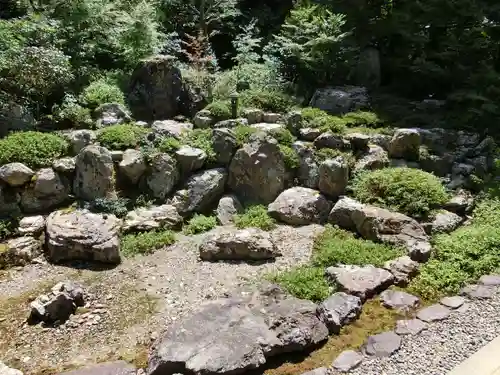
[460,284,494,299]
[444,190,474,215]
[21,168,70,213]
[95,103,132,128]
[148,284,328,375]
[74,145,114,201]
[390,158,420,169]
[46,209,121,264]
[170,168,227,215]
[119,149,147,184]
[67,130,97,155]
[318,157,349,198]
[268,187,331,225]
[317,292,362,333]
[216,195,243,225]
[440,296,465,309]
[332,350,363,372]
[212,128,238,165]
[199,228,281,261]
[175,146,207,176]
[428,210,462,234]
[300,368,329,375]
[416,304,450,322]
[52,157,76,174]
[325,265,394,301]
[419,151,454,177]
[479,274,500,286]
[353,145,389,173]
[242,109,264,124]
[54,361,136,375]
[327,196,364,232]
[299,128,323,141]
[193,110,215,128]
[0,361,23,375]
[388,129,421,161]
[214,119,248,129]
[0,163,34,186]
[127,55,182,121]
[263,113,282,123]
[0,237,42,268]
[452,162,474,176]
[110,151,124,162]
[145,153,179,200]
[51,281,85,306]
[0,183,20,216]
[292,142,319,189]
[380,290,419,311]
[228,137,285,204]
[123,204,182,232]
[369,134,392,150]
[395,319,427,335]
[17,215,45,236]
[314,132,349,150]
[309,86,370,115]
[151,120,193,139]
[364,331,401,357]
[345,133,370,152]
[383,256,419,286]
[251,123,284,133]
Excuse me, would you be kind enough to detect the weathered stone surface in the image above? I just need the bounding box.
[0,183,20,216]
[440,296,465,309]
[364,331,401,357]
[175,146,207,176]
[427,210,462,234]
[345,133,370,152]
[300,368,328,375]
[95,103,131,128]
[52,157,76,174]
[444,190,474,215]
[0,236,42,268]
[299,128,323,141]
[263,113,282,123]
[353,145,389,173]
[148,284,328,375]
[419,150,454,177]
[151,120,193,139]
[383,256,419,286]
[388,128,421,161]
[332,350,363,372]
[317,292,362,333]
[212,128,238,165]
[479,275,500,286]
[242,108,264,124]
[67,129,96,155]
[325,265,394,301]
[292,142,319,189]
[460,284,494,299]
[193,111,214,128]
[18,215,45,236]
[417,304,450,322]
[309,86,370,115]
[251,123,284,133]
[395,319,427,335]
[145,153,179,200]
[119,149,147,184]
[0,361,23,375]
[74,145,114,201]
[123,204,182,232]
[314,132,349,150]
[216,195,243,225]
[228,137,285,204]
[170,168,227,215]
[268,187,331,225]
[199,228,281,261]
[21,168,70,213]
[318,157,349,198]
[380,289,419,311]
[55,361,136,375]
[46,210,121,264]
[0,163,34,186]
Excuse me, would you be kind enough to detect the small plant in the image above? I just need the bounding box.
[52,94,93,129]
[233,125,258,145]
[342,111,382,127]
[183,214,217,235]
[97,124,149,150]
[181,129,216,162]
[0,131,68,168]
[351,167,449,218]
[239,89,296,113]
[0,218,17,241]
[301,107,346,133]
[314,148,356,168]
[204,101,231,121]
[234,205,276,231]
[79,78,126,109]
[85,197,130,218]
[279,144,300,170]
[121,230,176,257]
[269,127,295,146]
[270,265,332,302]
[158,137,182,154]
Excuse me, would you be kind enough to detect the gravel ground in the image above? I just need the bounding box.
[345,287,500,375]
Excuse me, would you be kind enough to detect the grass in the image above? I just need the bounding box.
[183,214,217,235]
[97,124,149,150]
[120,229,176,257]
[234,205,277,231]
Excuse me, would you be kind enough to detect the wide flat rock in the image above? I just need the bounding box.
[440,296,465,309]
[364,331,401,357]
[460,284,494,299]
[55,361,136,375]
[395,319,427,335]
[380,289,420,311]
[332,350,363,372]
[417,304,451,322]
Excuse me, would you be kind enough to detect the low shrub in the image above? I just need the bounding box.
[269,127,295,146]
[204,101,232,121]
[97,124,149,150]
[84,197,129,218]
[121,229,176,257]
[79,78,125,109]
[351,167,449,218]
[0,131,68,168]
[239,89,296,113]
[0,218,17,241]
[233,125,258,145]
[181,129,216,162]
[183,214,217,235]
[301,107,346,133]
[279,144,300,170]
[270,265,332,302]
[234,205,276,231]
[158,137,182,154]
[342,111,382,127]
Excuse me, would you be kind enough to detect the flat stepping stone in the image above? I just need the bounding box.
[364,331,401,357]
[332,350,363,372]
[317,292,362,334]
[460,284,493,299]
[440,296,465,309]
[300,368,328,375]
[395,319,427,335]
[417,304,451,322]
[479,274,500,286]
[380,289,419,311]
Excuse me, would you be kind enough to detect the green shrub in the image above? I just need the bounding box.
[158,137,182,154]
[269,127,295,146]
[0,218,17,241]
[234,205,276,231]
[121,229,176,257]
[351,167,449,218]
[204,101,232,121]
[85,197,129,218]
[233,125,258,145]
[97,124,149,150]
[342,111,382,127]
[0,131,68,168]
[270,265,331,302]
[301,107,347,133]
[183,214,217,235]
[79,78,125,109]
[52,94,93,129]
[239,89,296,113]
[314,148,356,168]
[312,225,404,268]
[181,129,216,162]
[279,144,300,170]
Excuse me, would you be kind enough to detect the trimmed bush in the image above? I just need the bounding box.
[270,265,331,302]
[204,101,231,121]
[301,107,346,133]
[342,111,382,127]
[121,229,176,257]
[97,124,149,150]
[79,78,125,109]
[183,214,217,235]
[351,167,449,218]
[84,197,129,218]
[158,137,182,154]
[181,129,216,162]
[269,127,295,146]
[239,89,296,113]
[0,131,68,168]
[279,144,300,170]
[52,94,93,129]
[234,205,276,231]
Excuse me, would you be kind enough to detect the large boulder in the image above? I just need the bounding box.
[309,86,370,115]
[119,149,147,184]
[175,146,207,176]
[74,145,115,201]
[0,162,34,186]
[388,129,421,161]
[228,136,285,204]
[148,284,328,375]
[199,228,281,261]
[268,187,331,225]
[45,210,121,264]
[0,236,42,268]
[292,142,320,189]
[318,157,349,198]
[216,195,243,225]
[122,204,183,232]
[212,128,238,166]
[353,145,389,173]
[145,153,180,200]
[127,55,182,121]
[67,130,97,155]
[21,168,70,213]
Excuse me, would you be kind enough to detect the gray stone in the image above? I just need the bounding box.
[0,183,20,216]
[21,168,70,213]
[417,304,451,322]
[0,361,23,375]
[419,151,454,177]
[479,274,500,286]
[299,128,323,141]
[327,196,365,232]
[251,123,284,133]
[383,256,419,286]
[428,210,462,234]
[151,120,193,139]
[212,128,238,165]
[216,195,243,225]
[175,146,207,176]
[145,153,179,200]
[55,361,136,375]
[46,209,121,264]
[214,119,248,129]
[314,132,349,150]
[74,145,114,201]
[67,129,96,155]
[345,133,370,152]
[353,145,389,173]
[440,296,465,309]
[309,86,370,115]
[300,368,328,375]
[17,215,45,236]
[0,162,34,187]
[29,292,75,324]
[0,236,42,268]
[268,187,331,225]
[390,159,420,169]
[263,113,282,123]
[119,149,147,184]
[325,265,394,301]
[111,151,124,162]
[364,331,401,357]
[444,190,474,215]
[318,157,349,198]
[122,204,182,232]
[95,103,132,128]
[332,350,363,372]
[242,109,264,125]
[292,142,319,189]
[199,228,281,261]
[395,319,427,335]
[193,111,215,128]
[460,284,494,300]
[52,157,76,174]
[380,290,420,311]
[317,292,362,333]
[388,129,421,161]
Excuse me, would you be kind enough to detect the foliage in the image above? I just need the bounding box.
[183,214,217,235]
[269,127,295,146]
[233,125,258,145]
[351,167,449,218]
[0,131,68,168]
[279,145,300,170]
[314,148,356,169]
[51,94,93,129]
[121,229,176,257]
[204,100,232,120]
[239,89,296,113]
[301,107,346,133]
[180,129,216,162]
[158,137,182,154]
[79,78,125,110]
[270,265,331,302]
[234,205,276,231]
[343,111,382,127]
[0,218,17,241]
[85,197,129,218]
[97,124,149,150]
